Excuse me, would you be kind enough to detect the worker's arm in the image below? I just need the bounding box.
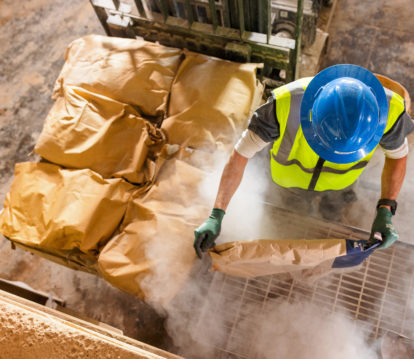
[380,155,407,202]
[372,106,414,250]
[193,150,249,258]
[193,97,278,258]
[214,150,249,210]
[371,155,408,249]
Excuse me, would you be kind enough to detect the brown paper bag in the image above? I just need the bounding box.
[0,162,134,256]
[35,85,166,183]
[162,51,264,150]
[53,34,183,117]
[98,155,209,302]
[209,239,347,278]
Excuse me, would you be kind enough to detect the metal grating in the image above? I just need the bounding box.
[175,208,414,359]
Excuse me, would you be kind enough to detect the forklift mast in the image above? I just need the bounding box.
[89,0,309,82]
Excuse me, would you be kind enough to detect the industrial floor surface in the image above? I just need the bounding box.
[0,0,413,355]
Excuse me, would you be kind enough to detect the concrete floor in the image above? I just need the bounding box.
[0,0,413,355]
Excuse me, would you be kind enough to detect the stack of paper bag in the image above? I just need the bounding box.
[4,35,346,303]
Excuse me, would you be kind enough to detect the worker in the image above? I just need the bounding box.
[194,64,414,258]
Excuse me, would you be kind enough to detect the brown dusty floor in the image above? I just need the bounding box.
[0,0,413,355]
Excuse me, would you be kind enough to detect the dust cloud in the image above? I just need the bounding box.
[163,275,380,359]
[197,149,268,244]
[138,149,383,358]
[253,301,378,359]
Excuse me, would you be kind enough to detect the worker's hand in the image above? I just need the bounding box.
[194,208,225,259]
[370,207,399,250]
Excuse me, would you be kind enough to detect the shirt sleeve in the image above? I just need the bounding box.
[379,111,414,150]
[234,129,269,158]
[247,95,280,143]
[381,138,409,159]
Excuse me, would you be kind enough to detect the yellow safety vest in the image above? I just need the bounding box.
[270,78,405,191]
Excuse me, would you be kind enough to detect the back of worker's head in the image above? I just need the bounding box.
[300,64,388,164]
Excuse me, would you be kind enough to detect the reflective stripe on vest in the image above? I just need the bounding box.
[270,78,405,191]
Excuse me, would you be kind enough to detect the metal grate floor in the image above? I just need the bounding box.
[203,243,414,358]
[174,208,414,359]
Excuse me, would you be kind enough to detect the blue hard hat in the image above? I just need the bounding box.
[300,64,388,164]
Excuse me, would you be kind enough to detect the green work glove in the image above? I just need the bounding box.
[370,207,399,250]
[194,208,225,259]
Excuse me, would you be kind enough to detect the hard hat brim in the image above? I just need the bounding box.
[300,64,388,164]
